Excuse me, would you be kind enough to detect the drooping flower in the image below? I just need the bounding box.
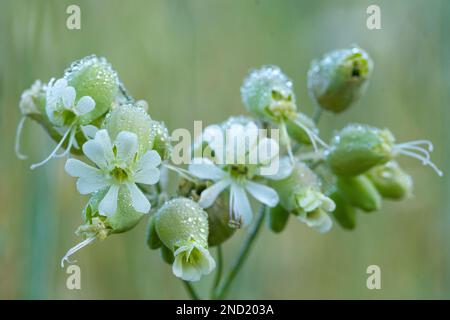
[270,161,335,233]
[155,198,216,282]
[65,129,161,216]
[189,121,289,228]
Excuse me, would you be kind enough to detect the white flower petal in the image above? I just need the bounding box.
[54,78,68,89]
[255,137,279,165]
[188,158,226,180]
[245,181,279,207]
[75,96,95,115]
[126,182,151,213]
[134,167,160,185]
[232,184,253,226]
[98,185,120,217]
[83,130,114,168]
[136,150,162,170]
[76,176,110,195]
[196,245,216,274]
[62,86,76,108]
[65,158,100,178]
[262,157,293,180]
[80,125,98,139]
[198,179,231,208]
[114,131,138,164]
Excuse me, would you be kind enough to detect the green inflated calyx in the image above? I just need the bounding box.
[146,214,162,250]
[327,124,394,176]
[241,65,296,122]
[60,186,145,267]
[103,103,154,156]
[155,198,209,251]
[337,175,382,212]
[65,55,119,124]
[308,46,373,113]
[367,161,413,200]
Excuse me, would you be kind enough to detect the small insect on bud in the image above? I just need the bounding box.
[367,161,413,200]
[205,192,236,246]
[154,198,215,281]
[103,103,155,156]
[308,46,373,113]
[330,192,357,230]
[270,162,335,233]
[60,186,146,267]
[326,124,394,176]
[327,123,442,177]
[241,66,327,161]
[337,175,382,212]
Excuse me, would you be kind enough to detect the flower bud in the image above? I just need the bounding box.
[326,124,394,176]
[241,65,296,121]
[367,161,413,200]
[154,198,215,281]
[330,192,356,230]
[267,204,290,233]
[308,46,373,113]
[337,175,382,212]
[64,55,119,124]
[103,103,154,156]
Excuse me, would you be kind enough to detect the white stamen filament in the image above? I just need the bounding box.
[60,236,96,268]
[396,140,433,151]
[53,128,77,159]
[279,121,295,164]
[293,118,329,153]
[395,147,443,177]
[30,124,75,170]
[15,116,28,160]
[164,163,197,183]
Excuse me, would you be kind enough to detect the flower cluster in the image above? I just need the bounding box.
[17,46,441,289]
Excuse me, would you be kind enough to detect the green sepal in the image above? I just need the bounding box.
[160,245,175,265]
[146,214,162,250]
[367,161,413,200]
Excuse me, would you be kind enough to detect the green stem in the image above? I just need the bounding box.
[182,280,200,300]
[212,245,223,295]
[214,205,267,299]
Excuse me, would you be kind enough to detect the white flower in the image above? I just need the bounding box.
[46,78,95,127]
[172,242,216,282]
[30,78,97,169]
[295,188,335,233]
[189,121,290,227]
[65,129,161,216]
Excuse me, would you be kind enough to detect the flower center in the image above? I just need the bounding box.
[111,166,129,182]
[60,108,77,126]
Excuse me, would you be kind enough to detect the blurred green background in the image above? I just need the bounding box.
[0,0,449,299]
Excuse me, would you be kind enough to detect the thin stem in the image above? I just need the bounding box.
[212,245,223,296]
[214,205,267,299]
[182,280,200,300]
[312,106,323,125]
